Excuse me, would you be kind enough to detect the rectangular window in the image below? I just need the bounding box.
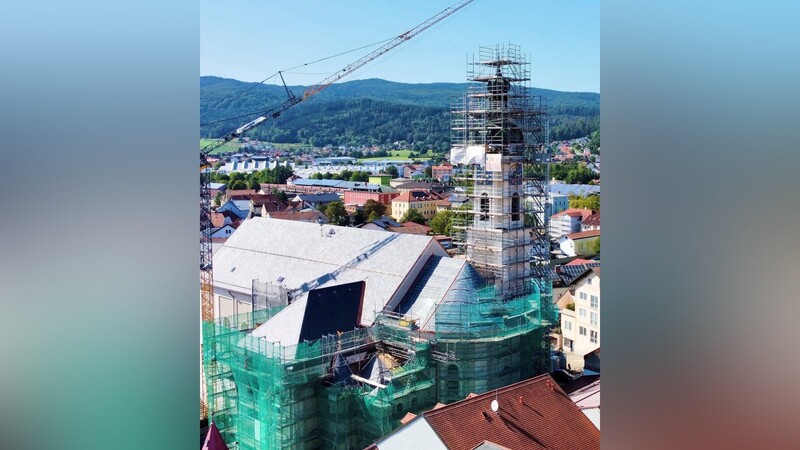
[580,292,587,300]
[591,295,598,309]
[590,311,598,326]
[564,320,572,331]
[579,326,587,336]
[579,308,587,317]
[588,277,592,285]
[590,330,598,343]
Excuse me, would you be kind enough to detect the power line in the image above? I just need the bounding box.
[200,37,395,126]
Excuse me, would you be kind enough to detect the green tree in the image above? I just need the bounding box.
[352,209,367,226]
[248,179,261,190]
[228,179,247,190]
[323,201,349,226]
[228,172,245,184]
[271,188,288,203]
[400,208,426,225]
[424,166,433,179]
[363,199,386,218]
[384,165,399,178]
[591,237,600,255]
[429,210,454,235]
[213,192,223,208]
[569,194,600,211]
[211,172,229,183]
[588,130,600,153]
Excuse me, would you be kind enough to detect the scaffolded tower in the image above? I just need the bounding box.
[438,44,553,403]
[450,44,550,298]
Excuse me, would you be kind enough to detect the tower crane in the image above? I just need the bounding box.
[200,0,476,324]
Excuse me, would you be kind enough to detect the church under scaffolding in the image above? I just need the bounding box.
[203,44,555,450]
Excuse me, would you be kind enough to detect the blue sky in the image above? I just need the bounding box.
[201,0,599,93]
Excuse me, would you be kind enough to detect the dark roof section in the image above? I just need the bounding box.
[555,262,600,286]
[293,193,341,203]
[298,281,365,342]
[561,374,601,395]
[422,374,600,450]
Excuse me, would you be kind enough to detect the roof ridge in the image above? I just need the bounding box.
[423,374,556,418]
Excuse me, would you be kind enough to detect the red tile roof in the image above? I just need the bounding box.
[565,229,601,240]
[400,412,418,425]
[224,189,260,201]
[422,374,599,450]
[551,208,595,220]
[582,211,600,227]
[387,222,432,235]
[566,258,596,266]
[392,189,445,203]
[210,212,226,228]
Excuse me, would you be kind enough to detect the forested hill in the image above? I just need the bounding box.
[201,76,599,150]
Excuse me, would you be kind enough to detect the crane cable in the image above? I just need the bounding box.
[200,36,396,126]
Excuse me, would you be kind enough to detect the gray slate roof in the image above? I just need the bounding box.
[213,218,446,343]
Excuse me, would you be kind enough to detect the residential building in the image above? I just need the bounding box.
[548,192,569,216]
[558,230,600,257]
[210,223,238,238]
[550,208,595,240]
[343,190,400,214]
[216,199,250,220]
[209,182,227,199]
[403,164,426,178]
[391,221,432,235]
[431,163,453,182]
[223,189,260,202]
[368,174,393,186]
[391,190,445,222]
[289,192,341,209]
[370,374,600,450]
[581,210,600,231]
[559,266,601,369]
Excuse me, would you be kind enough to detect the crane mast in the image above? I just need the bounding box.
[200,0,477,324]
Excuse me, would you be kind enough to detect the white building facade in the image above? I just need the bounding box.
[560,268,600,363]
